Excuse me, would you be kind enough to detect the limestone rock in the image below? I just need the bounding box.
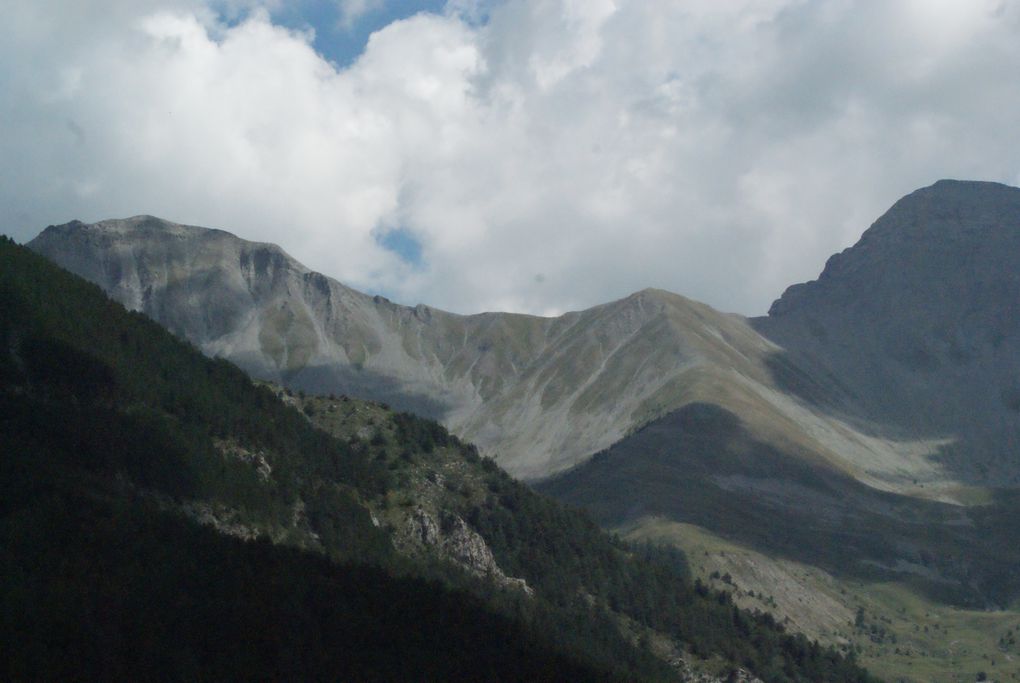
[403,507,532,595]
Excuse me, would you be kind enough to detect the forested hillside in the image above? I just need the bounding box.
[1,236,876,682]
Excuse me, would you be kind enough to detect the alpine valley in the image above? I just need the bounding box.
[8,179,1020,681]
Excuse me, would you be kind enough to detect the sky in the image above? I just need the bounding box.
[3,0,1020,316]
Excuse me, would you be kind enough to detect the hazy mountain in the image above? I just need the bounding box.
[539,180,1020,682]
[544,180,1020,589]
[26,216,767,478]
[755,179,1020,487]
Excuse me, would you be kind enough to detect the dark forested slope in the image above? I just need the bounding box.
[1,236,875,682]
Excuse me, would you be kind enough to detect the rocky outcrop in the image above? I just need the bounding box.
[214,438,272,482]
[403,507,532,595]
[677,664,762,683]
[179,501,260,541]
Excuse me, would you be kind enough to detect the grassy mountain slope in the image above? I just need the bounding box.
[530,182,1020,682]
[0,236,875,681]
[274,391,880,682]
[624,520,1020,683]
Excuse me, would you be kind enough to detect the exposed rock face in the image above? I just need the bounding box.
[402,507,532,594]
[215,438,272,482]
[179,501,260,542]
[755,180,1020,485]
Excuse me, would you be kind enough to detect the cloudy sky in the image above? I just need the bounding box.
[3,0,1020,316]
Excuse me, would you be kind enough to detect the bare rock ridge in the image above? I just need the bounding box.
[754,179,1020,485]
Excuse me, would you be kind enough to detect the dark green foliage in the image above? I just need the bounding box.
[391,411,453,453]
[0,486,605,682]
[303,484,392,561]
[0,237,620,681]
[468,469,876,683]
[363,406,876,681]
[322,385,879,681]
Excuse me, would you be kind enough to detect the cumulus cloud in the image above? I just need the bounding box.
[3,0,1020,315]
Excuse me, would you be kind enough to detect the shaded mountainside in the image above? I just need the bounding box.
[755,179,1020,487]
[538,403,1020,607]
[0,237,875,682]
[536,180,1020,681]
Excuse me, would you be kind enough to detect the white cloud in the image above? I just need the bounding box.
[3,0,1020,316]
[337,0,384,29]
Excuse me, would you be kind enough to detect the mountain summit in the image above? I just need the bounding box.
[756,179,1020,485]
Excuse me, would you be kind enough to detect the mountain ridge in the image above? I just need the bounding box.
[21,178,1020,681]
[30,205,991,500]
[29,217,792,480]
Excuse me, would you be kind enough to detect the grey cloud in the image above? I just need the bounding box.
[2,1,1020,316]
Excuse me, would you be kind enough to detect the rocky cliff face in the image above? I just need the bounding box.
[400,506,532,594]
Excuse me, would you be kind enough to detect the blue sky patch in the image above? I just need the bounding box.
[377,226,425,267]
[252,0,449,68]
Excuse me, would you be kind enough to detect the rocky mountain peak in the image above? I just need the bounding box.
[767,179,1020,317]
[27,180,1020,488]
[756,179,1020,485]
[767,180,1020,322]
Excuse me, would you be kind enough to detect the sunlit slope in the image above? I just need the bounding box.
[622,519,1020,683]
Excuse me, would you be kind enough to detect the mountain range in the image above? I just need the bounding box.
[20,178,1020,681]
[32,180,1019,494]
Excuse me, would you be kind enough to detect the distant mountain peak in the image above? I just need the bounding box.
[757,178,1020,486]
[766,178,1020,317]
